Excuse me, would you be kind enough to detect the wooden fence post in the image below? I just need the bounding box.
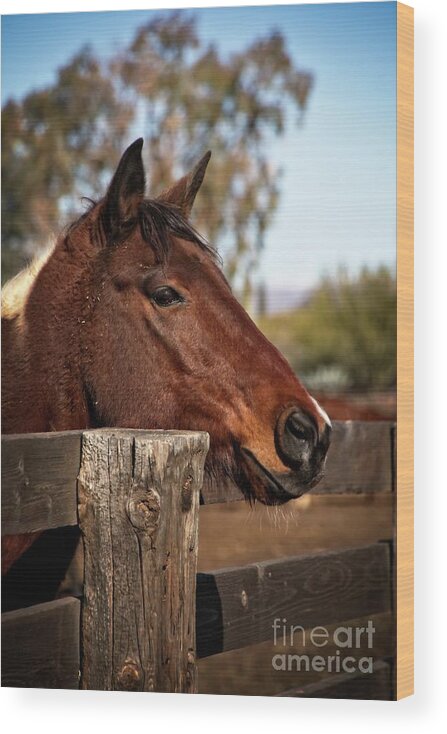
[77,429,209,693]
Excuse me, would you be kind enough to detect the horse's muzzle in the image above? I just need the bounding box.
[242,407,331,504]
[238,406,331,505]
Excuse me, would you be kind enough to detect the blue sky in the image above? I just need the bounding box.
[2,2,396,300]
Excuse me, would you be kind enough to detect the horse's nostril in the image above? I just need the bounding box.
[276,408,321,470]
[285,411,319,448]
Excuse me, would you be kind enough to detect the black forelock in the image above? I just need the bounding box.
[138,199,219,264]
[68,197,220,265]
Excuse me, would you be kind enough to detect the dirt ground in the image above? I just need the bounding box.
[198,493,393,571]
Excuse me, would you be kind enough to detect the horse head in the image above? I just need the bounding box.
[3,139,331,506]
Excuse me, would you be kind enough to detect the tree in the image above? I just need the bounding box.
[2,12,313,289]
[2,46,131,277]
[258,266,397,391]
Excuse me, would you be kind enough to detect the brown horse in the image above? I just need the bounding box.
[2,139,331,575]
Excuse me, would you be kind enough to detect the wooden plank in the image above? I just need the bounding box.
[396,0,414,701]
[201,473,244,505]
[1,597,80,689]
[1,431,82,535]
[312,421,394,494]
[196,564,260,658]
[78,429,209,692]
[275,659,392,700]
[197,611,394,696]
[197,543,391,658]
[257,543,392,641]
[1,422,394,536]
[200,421,394,504]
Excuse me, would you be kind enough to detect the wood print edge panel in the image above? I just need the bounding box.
[396,1,414,701]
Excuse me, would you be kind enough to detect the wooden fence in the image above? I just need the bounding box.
[1,421,395,698]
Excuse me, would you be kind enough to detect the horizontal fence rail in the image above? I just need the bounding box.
[2,430,82,535]
[1,597,80,689]
[196,543,392,658]
[1,421,395,537]
[202,421,395,503]
[1,543,392,689]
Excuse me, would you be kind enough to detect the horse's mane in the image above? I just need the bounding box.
[1,198,219,322]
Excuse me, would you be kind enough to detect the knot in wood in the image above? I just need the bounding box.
[187,650,195,666]
[185,649,197,692]
[181,472,194,512]
[127,491,160,532]
[241,589,249,609]
[117,660,141,691]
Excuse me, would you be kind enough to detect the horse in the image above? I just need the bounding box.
[1,138,331,581]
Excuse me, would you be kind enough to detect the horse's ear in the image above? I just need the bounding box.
[102,138,145,239]
[158,151,211,216]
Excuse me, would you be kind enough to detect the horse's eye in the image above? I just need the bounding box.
[151,286,183,308]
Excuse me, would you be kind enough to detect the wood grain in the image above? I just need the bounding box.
[313,421,394,494]
[197,543,391,658]
[1,422,394,540]
[1,430,82,535]
[78,429,209,692]
[201,420,394,504]
[1,597,80,689]
[396,1,414,700]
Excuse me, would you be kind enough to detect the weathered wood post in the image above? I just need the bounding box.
[78,429,209,692]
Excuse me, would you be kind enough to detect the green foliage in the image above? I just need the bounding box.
[258,266,396,390]
[2,12,312,286]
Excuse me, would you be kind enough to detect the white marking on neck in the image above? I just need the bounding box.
[1,244,54,321]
